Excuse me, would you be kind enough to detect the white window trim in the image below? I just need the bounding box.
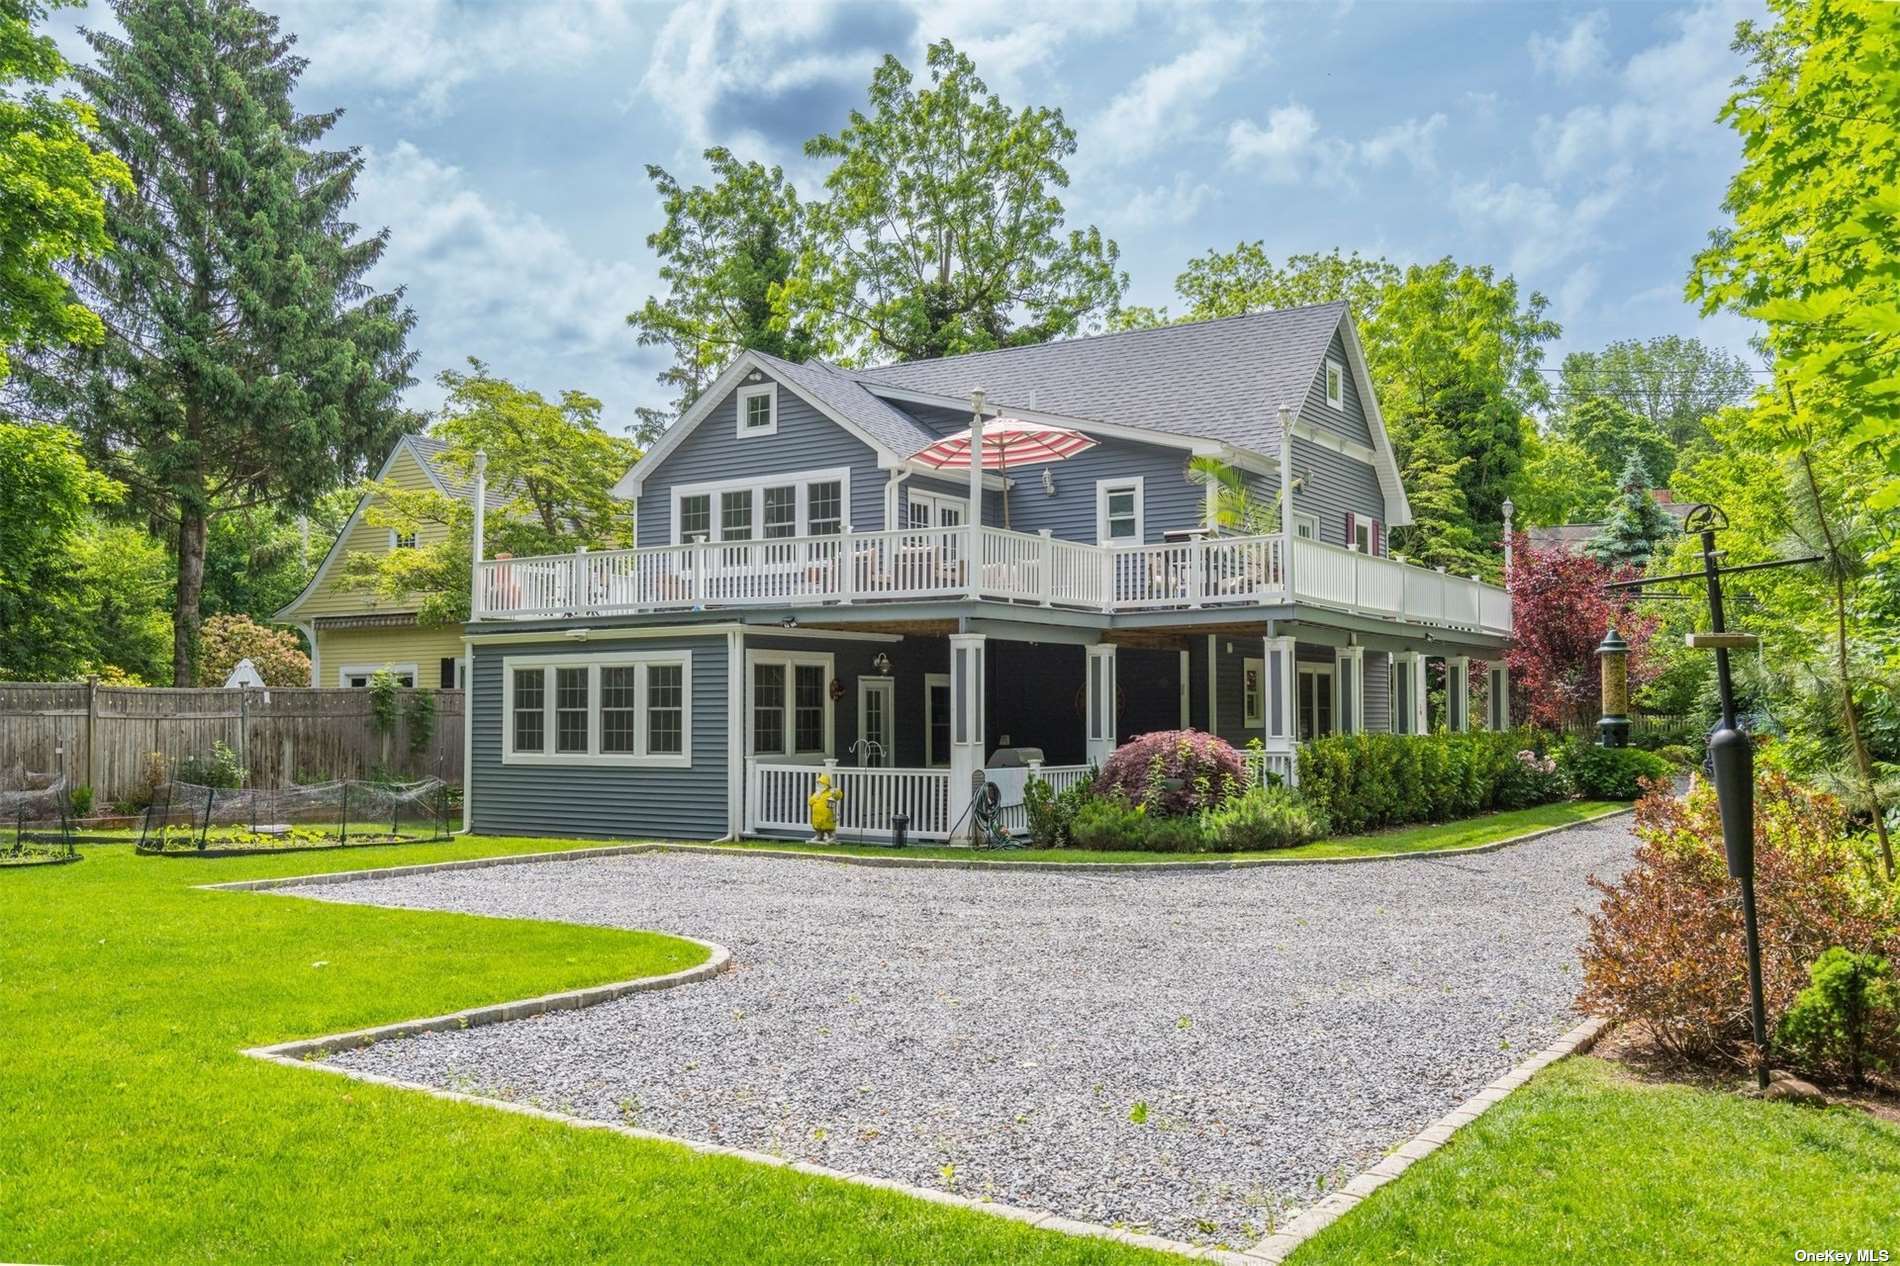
[736,382,778,437]
[1242,656,1265,728]
[1293,512,1319,540]
[924,672,951,767]
[339,662,418,688]
[905,488,968,528]
[501,651,693,768]
[1353,518,1373,554]
[451,656,468,690]
[1095,476,1146,545]
[856,676,895,766]
[746,649,835,761]
[388,529,418,550]
[671,467,853,544]
[1325,358,1345,410]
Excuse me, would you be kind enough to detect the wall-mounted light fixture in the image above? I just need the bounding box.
[872,652,892,675]
[1041,468,1057,496]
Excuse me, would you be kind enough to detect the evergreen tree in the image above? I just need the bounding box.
[1584,456,1678,570]
[22,0,416,685]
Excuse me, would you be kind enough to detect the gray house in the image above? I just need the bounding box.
[459,303,1513,842]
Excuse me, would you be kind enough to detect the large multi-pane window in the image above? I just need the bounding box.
[720,491,753,540]
[763,485,797,539]
[679,494,712,541]
[512,668,545,753]
[672,469,850,543]
[749,653,832,758]
[502,654,692,766]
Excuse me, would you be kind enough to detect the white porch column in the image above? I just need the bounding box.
[1487,661,1511,731]
[1446,655,1470,732]
[1262,635,1296,750]
[469,449,488,619]
[1085,643,1118,767]
[966,391,986,601]
[1335,645,1364,736]
[948,632,987,842]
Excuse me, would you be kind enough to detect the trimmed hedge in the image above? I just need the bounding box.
[1559,743,1674,800]
[1295,731,1568,835]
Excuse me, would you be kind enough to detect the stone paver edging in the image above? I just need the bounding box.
[201,806,1634,893]
[1238,1015,1611,1264]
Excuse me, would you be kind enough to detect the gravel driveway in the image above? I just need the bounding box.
[303,817,1634,1248]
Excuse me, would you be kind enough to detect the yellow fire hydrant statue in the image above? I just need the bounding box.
[808,771,843,842]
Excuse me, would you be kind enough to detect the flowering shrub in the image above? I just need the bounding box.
[1578,774,1900,1071]
[1094,730,1246,816]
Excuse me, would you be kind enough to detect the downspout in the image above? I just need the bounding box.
[967,391,986,599]
[719,626,744,841]
[459,633,474,834]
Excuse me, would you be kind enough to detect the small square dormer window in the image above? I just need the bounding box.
[737,382,777,436]
[1325,358,1345,410]
[390,529,417,550]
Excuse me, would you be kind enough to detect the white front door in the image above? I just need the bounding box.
[1297,664,1335,741]
[907,491,965,529]
[857,677,894,767]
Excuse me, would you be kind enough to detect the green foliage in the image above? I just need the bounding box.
[1511,426,1614,528]
[1067,794,1154,851]
[0,420,120,679]
[67,783,92,818]
[1022,772,1095,848]
[785,39,1126,365]
[1556,743,1672,801]
[368,669,402,738]
[1199,784,1329,851]
[194,614,308,687]
[176,740,246,790]
[1690,0,1900,518]
[341,362,638,626]
[1657,745,1700,769]
[1184,456,1278,534]
[1557,396,1677,489]
[1778,947,1899,1084]
[628,148,820,444]
[404,689,435,756]
[0,0,132,378]
[1296,731,1569,835]
[1557,336,1756,451]
[18,0,418,685]
[1583,457,1680,570]
[1094,729,1246,816]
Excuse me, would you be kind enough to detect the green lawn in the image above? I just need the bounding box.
[1291,1055,1900,1264]
[0,841,1181,1265]
[710,799,1629,865]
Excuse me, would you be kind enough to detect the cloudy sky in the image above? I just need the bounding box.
[50,0,1767,432]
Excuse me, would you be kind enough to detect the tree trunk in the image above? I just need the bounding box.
[172,511,207,687]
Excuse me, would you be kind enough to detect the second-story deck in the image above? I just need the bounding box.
[477,526,1512,635]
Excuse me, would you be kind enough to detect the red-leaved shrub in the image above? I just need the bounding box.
[1578,772,1900,1070]
[1094,729,1246,816]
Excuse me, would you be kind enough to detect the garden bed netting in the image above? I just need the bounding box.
[136,778,455,852]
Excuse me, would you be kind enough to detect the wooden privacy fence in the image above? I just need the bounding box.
[0,682,463,803]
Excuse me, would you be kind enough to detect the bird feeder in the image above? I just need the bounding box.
[1595,625,1630,749]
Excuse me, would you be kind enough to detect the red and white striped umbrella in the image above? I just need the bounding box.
[909,417,1097,528]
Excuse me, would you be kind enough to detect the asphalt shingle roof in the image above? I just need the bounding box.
[406,434,516,511]
[754,353,941,457]
[850,301,1348,457]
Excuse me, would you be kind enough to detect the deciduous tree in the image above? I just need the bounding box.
[1557,336,1757,449]
[1506,539,1659,730]
[783,40,1126,365]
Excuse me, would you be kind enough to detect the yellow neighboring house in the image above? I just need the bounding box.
[275,435,482,690]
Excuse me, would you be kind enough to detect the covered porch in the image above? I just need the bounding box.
[739,618,1511,844]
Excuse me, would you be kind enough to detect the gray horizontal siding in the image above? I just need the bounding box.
[636,372,887,546]
[1298,327,1374,448]
[470,634,729,840]
[1364,651,1391,733]
[1290,438,1387,551]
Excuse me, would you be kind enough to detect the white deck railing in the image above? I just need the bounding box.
[747,760,954,841]
[481,526,1510,635]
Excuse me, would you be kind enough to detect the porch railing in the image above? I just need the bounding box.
[746,760,953,842]
[480,526,1510,635]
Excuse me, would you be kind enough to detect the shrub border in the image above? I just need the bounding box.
[200,805,1635,892]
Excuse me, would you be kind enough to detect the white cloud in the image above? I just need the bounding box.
[285,0,642,119]
[1532,0,1752,181]
[1357,113,1447,173]
[354,142,653,421]
[1089,28,1258,164]
[1528,11,1609,81]
[1228,104,1447,185]
[1113,173,1216,229]
[1449,178,1623,275]
[1558,263,1601,317]
[1226,103,1332,183]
